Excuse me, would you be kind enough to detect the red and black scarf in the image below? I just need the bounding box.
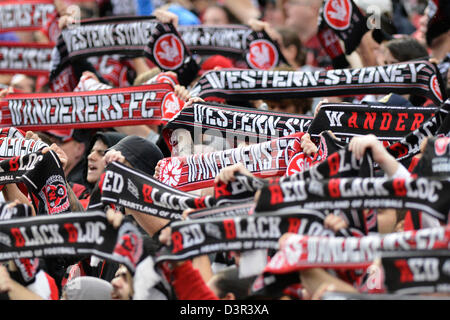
[0,84,174,131]
[0,0,56,33]
[0,42,53,77]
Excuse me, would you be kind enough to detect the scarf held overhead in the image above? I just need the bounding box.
[157,132,305,191]
[0,42,53,76]
[190,61,447,105]
[162,101,313,151]
[0,0,56,33]
[256,176,450,222]
[0,84,173,131]
[0,211,143,272]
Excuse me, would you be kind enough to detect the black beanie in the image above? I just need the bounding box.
[109,135,164,176]
[426,0,450,47]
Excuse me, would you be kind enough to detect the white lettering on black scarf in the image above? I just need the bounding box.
[0,211,143,272]
[162,101,313,150]
[256,177,450,222]
[381,249,450,295]
[190,61,447,105]
[155,210,333,262]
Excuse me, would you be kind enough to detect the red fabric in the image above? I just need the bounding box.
[171,260,218,300]
[44,272,59,300]
[79,197,90,210]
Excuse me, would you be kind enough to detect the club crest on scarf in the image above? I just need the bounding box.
[160,157,182,187]
[41,175,69,214]
[161,91,182,120]
[324,0,352,30]
[246,39,278,70]
[431,75,443,102]
[435,137,450,156]
[153,34,184,70]
[286,153,314,176]
[113,223,143,269]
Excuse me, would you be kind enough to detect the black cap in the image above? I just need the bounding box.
[109,135,164,176]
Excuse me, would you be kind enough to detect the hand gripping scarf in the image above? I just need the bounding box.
[161,101,313,152]
[99,161,264,221]
[0,150,71,216]
[0,0,56,33]
[309,103,438,143]
[0,211,144,272]
[178,25,288,70]
[156,132,305,191]
[262,225,450,274]
[255,176,450,222]
[154,209,334,263]
[53,16,199,86]
[0,42,53,77]
[190,60,447,105]
[0,84,174,131]
[386,99,450,164]
[381,249,450,295]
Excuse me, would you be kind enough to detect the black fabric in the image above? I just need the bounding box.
[319,0,369,54]
[426,0,450,46]
[109,135,164,176]
[191,61,446,105]
[412,136,450,178]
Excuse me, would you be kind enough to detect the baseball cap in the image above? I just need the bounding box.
[108,135,164,176]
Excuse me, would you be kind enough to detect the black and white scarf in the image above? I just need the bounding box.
[190,61,447,105]
[161,101,313,151]
[155,209,334,263]
[52,16,199,87]
[0,211,143,272]
[412,136,450,178]
[381,249,450,295]
[255,176,450,222]
[178,25,288,70]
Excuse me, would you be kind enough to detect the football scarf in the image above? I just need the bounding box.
[0,150,70,216]
[156,132,304,191]
[99,162,262,221]
[190,61,447,105]
[186,202,254,220]
[308,103,438,143]
[161,101,313,151]
[387,99,450,163]
[0,137,47,160]
[413,136,450,178]
[0,0,56,33]
[0,202,32,220]
[381,249,450,295]
[255,176,450,222]
[0,201,39,286]
[54,16,199,86]
[263,226,450,274]
[0,211,143,272]
[317,23,350,69]
[319,0,369,55]
[155,209,334,263]
[0,42,53,77]
[179,25,288,70]
[0,84,174,131]
[99,161,216,221]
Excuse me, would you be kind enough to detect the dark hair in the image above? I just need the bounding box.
[212,266,256,300]
[276,27,307,67]
[385,37,429,62]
